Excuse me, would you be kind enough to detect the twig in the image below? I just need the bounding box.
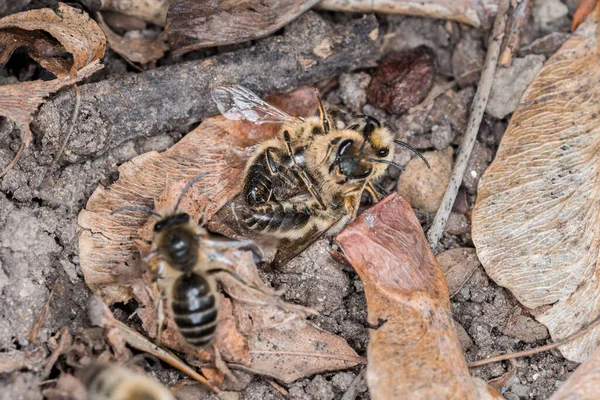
[28,281,60,344]
[0,140,25,179]
[498,0,533,66]
[37,84,81,190]
[426,0,511,252]
[341,368,366,400]
[468,313,600,367]
[114,321,220,393]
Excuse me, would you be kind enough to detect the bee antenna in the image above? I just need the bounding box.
[393,140,430,169]
[174,172,209,211]
[366,158,405,171]
[111,206,162,218]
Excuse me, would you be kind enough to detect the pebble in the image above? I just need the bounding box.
[330,372,355,392]
[453,320,473,351]
[431,124,454,150]
[510,383,532,398]
[519,32,569,58]
[486,55,545,119]
[445,213,470,235]
[338,73,371,112]
[306,375,335,400]
[367,46,436,115]
[397,147,453,213]
[452,33,484,86]
[462,141,492,193]
[533,0,568,29]
[503,315,549,343]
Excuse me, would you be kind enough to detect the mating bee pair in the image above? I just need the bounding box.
[212,85,429,240]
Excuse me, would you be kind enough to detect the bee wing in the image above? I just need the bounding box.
[211,85,301,125]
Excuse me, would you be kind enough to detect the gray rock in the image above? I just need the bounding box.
[445,213,470,235]
[486,55,545,119]
[305,375,335,400]
[338,73,371,112]
[533,0,568,29]
[511,383,532,398]
[452,33,484,86]
[503,315,549,343]
[462,141,492,193]
[431,124,454,150]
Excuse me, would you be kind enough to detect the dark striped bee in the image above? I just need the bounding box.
[212,85,429,239]
[80,362,175,400]
[112,174,267,348]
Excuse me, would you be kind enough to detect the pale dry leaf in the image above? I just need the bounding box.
[100,0,171,26]
[336,194,499,400]
[0,3,106,77]
[166,0,321,55]
[317,0,499,28]
[472,2,600,362]
[436,248,481,297]
[549,344,600,399]
[97,12,167,65]
[248,323,364,383]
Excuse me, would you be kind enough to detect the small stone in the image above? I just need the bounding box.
[431,124,454,150]
[397,147,453,213]
[453,320,473,351]
[330,372,355,392]
[445,213,470,235]
[462,141,492,193]
[533,0,568,29]
[486,55,545,119]
[452,188,469,215]
[468,319,493,348]
[503,315,549,343]
[137,134,176,154]
[305,375,335,400]
[452,33,484,86]
[504,392,520,400]
[338,73,371,112]
[519,32,569,59]
[510,383,531,398]
[367,46,437,115]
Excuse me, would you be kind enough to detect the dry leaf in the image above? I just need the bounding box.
[550,344,600,399]
[437,248,481,297]
[0,3,106,77]
[97,12,167,65]
[472,2,600,362]
[166,0,321,55]
[572,0,597,31]
[248,323,364,383]
[91,0,170,26]
[0,3,105,177]
[336,194,500,399]
[318,0,499,28]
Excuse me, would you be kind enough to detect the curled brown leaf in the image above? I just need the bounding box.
[336,194,499,399]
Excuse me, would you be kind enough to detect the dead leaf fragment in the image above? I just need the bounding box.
[0,3,105,177]
[550,344,600,399]
[0,3,106,77]
[166,0,321,55]
[248,323,363,383]
[472,2,600,362]
[437,248,481,297]
[97,12,167,65]
[336,194,497,399]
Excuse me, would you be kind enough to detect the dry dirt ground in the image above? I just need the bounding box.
[0,2,582,399]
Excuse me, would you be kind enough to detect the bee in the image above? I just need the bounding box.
[112,173,267,348]
[80,362,175,400]
[212,85,429,239]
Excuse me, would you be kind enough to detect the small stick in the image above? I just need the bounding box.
[498,0,534,66]
[114,320,220,393]
[28,281,59,344]
[468,313,600,367]
[37,84,81,190]
[426,0,511,252]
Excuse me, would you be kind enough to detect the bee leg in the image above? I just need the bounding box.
[365,182,384,203]
[283,131,327,209]
[205,266,282,298]
[313,87,331,133]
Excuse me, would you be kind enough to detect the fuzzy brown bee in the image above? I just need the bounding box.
[212,85,429,239]
[80,362,175,400]
[112,174,267,348]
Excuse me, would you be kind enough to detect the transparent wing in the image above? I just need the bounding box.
[211,85,301,125]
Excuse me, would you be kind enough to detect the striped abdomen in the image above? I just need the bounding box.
[243,200,314,235]
[171,273,218,347]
